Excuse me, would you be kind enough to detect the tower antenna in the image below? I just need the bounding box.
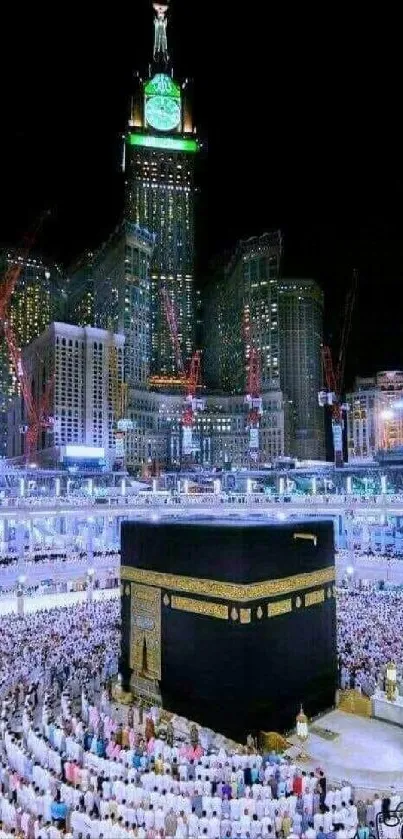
[153,3,169,65]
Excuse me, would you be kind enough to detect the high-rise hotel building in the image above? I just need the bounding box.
[278,279,325,460]
[0,250,64,457]
[124,3,198,376]
[203,233,283,395]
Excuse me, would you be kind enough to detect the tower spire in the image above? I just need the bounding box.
[153,3,169,67]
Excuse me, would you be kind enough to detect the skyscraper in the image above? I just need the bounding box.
[92,222,154,470]
[0,250,63,457]
[65,251,95,328]
[93,221,154,391]
[203,232,283,395]
[278,279,325,460]
[124,2,198,376]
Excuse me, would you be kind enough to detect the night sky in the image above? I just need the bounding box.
[0,2,401,389]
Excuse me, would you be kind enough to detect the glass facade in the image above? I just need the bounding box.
[125,143,196,376]
[278,278,325,460]
[203,233,283,395]
[93,222,153,391]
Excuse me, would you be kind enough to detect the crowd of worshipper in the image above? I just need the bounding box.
[337,587,403,696]
[0,600,120,703]
[1,667,397,839]
[0,597,401,838]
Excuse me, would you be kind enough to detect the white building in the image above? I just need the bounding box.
[346,370,403,461]
[127,387,290,471]
[7,323,124,468]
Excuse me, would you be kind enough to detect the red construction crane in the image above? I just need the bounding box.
[245,347,262,462]
[183,350,202,427]
[0,212,54,462]
[24,372,55,461]
[0,213,48,324]
[319,269,358,467]
[160,288,204,458]
[161,287,185,377]
[2,321,55,462]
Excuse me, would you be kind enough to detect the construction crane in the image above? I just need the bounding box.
[161,288,185,378]
[319,269,358,467]
[245,347,262,463]
[0,212,49,325]
[107,324,131,470]
[161,287,204,460]
[24,372,55,460]
[0,212,54,463]
[2,322,55,461]
[182,350,202,456]
[243,308,263,463]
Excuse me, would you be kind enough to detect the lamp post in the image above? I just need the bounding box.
[17,574,26,616]
[296,705,309,758]
[386,661,397,702]
[87,568,95,604]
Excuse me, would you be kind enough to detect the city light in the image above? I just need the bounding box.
[63,446,105,459]
[381,409,394,420]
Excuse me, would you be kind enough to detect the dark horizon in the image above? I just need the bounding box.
[0,1,401,388]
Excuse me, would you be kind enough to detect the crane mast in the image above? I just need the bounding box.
[245,347,262,464]
[160,287,204,461]
[319,269,358,466]
[107,324,131,471]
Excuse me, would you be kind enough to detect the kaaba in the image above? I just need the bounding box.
[120,517,337,741]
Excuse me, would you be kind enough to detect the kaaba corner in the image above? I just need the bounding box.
[120,517,337,741]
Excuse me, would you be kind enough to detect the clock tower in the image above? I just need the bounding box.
[125,2,199,377]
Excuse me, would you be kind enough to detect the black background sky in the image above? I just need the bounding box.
[0,2,401,390]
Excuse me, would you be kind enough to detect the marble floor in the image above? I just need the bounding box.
[288,709,403,794]
[0,587,119,616]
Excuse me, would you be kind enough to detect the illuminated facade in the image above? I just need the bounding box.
[66,251,95,327]
[346,370,403,460]
[8,323,124,467]
[278,278,325,460]
[203,233,283,395]
[124,3,198,376]
[122,388,290,471]
[92,223,154,469]
[93,222,154,391]
[0,251,63,457]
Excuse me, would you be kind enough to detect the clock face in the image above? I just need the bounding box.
[145,95,181,132]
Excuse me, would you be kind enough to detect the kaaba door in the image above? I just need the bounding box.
[130,583,161,681]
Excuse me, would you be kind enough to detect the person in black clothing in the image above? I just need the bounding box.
[244,766,252,787]
[382,797,391,821]
[318,770,327,806]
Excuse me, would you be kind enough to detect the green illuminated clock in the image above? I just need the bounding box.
[145,94,181,132]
